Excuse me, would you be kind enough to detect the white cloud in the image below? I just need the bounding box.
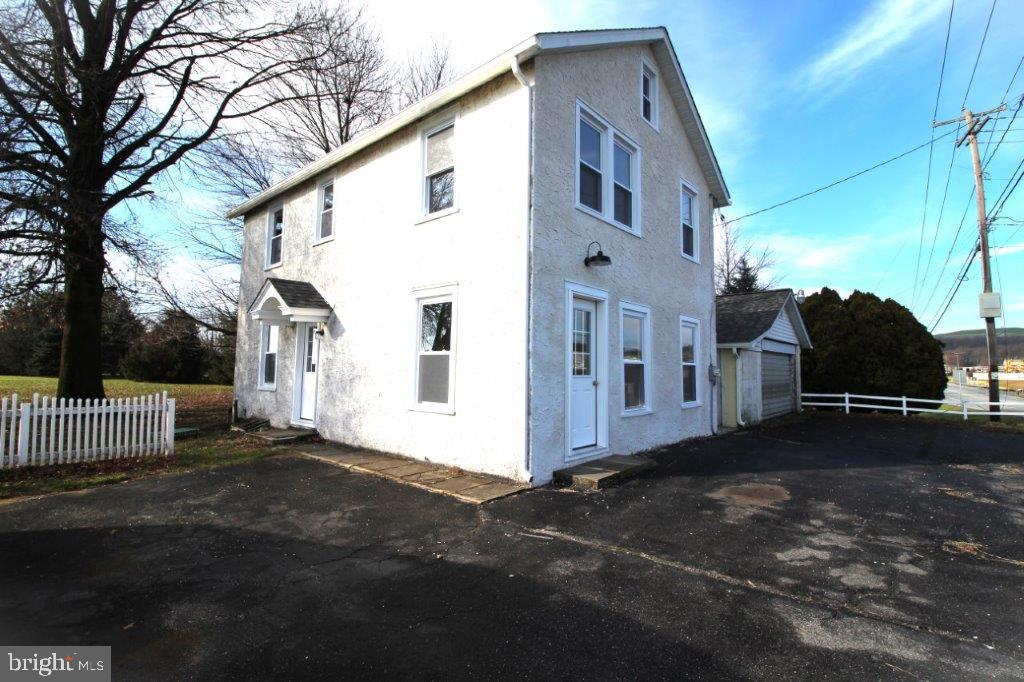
[992,243,1024,257]
[799,0,946,95]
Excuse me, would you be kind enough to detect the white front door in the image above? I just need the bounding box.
[298,324,319,422]
[570,298,598,450]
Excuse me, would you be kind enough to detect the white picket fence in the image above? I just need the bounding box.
[0,392,176,468]
[802,392,1024,419]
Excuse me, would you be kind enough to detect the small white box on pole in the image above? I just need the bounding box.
[979,292,1002,318]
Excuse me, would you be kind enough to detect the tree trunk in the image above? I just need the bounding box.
[57,215,106,399]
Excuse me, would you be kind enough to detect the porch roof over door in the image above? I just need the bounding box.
[248,278,331,324]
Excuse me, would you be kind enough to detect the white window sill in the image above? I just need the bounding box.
[257,385,276,392]
[313,236,334,247]
[264,263,283,272]
[643,117,659,132]
[681,401,702,410]
[681,252,700,264]
[622,407,654,418]
[409,403,455,415]
[415,207,460,225]
[574,204,641,238]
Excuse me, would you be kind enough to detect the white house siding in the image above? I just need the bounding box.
[528,46,718,484]
[765,309,798,345]
[234,72,533,481]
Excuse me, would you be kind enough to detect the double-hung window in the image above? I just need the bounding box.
[317,179,334,241]
[680,316,700,407]
[576,102,641,235]
[259,323,279,389]
[680,183,699,261]
[621,302,651,414]
[414,286,457,411]
[424,122,455,214]
[641,61,658,128]
[266,205,284,267]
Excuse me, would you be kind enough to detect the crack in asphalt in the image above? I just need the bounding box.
[502,522,996,651]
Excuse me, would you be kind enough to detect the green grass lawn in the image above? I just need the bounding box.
[0,376,233,430]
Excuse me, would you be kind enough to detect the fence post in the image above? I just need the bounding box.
[165,399,176,455]
[962,400,968,421]
[901,396,907,416]
[16,403,30,466]
[844,392,850,414]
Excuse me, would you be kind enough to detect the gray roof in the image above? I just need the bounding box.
[716,289,795,345]
[264,278,330,310]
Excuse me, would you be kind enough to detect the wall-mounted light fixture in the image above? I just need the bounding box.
[583,241,611,267]
[315,322,327,337]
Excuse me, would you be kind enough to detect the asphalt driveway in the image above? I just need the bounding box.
[1,414,1022,679]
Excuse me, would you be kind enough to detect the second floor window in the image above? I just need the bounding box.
[317,180,334,241]
[576,103,641,235]
[681,185,698,261]
[425,123,455,214]
[266,205,283,267]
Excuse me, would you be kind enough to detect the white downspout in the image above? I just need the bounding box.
[733,348,746,427]
[512,55,534,480]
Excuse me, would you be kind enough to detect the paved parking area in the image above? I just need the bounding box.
[0,413,1021,679]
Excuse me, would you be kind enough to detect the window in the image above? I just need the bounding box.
[576,102,641,235]
[641,61,658,128]
[579,118,603,212]
[317,180,334,241]
[259,323,279,389]
[424,123,455,214]
[266,205,284,267]
[414,287,456,411]
[680,317,700,406]
[621,303,651,414]
[681,183,698,261]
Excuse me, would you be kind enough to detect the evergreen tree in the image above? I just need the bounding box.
[800,288,946,400]
[723,256,762,294]
[120,312,205,383]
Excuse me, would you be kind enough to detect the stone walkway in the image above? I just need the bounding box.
[287,443,528,504]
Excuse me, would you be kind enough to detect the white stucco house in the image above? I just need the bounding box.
[716,289,812,427]
[228,27,730,485]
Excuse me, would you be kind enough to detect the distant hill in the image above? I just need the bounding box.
[935,327,1024,366]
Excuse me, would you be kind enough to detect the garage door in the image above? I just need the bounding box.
[761,352,795,419]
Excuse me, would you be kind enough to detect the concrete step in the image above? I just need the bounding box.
[553,454,655,491]
[230,418,269,434]
[247,427,317,445]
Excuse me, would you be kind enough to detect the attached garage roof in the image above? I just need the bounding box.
[716,289,811,348]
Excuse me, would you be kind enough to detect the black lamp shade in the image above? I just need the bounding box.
[584,250,611,266]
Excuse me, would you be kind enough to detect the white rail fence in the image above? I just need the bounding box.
[0,392,176,469]
[802,393,1024,419]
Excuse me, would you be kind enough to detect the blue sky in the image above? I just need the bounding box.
[134,0,1024,334]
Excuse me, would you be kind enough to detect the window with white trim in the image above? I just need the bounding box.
[415,289,456,409]
[266,205,284,267]
[681,184,698,261]
[621,303,651,413]
[316,180,334,241]
[576,102,641,234]
[641,62,658,128]
[424,122,455,214]
[680,317,700,406]
[259,323,279,389]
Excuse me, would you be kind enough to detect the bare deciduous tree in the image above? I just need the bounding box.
[398,40,454,109]
[715,212,777,295]
[0,0,329,398]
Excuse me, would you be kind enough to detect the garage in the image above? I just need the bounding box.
[716,289,812,427]
[761,350,796,419]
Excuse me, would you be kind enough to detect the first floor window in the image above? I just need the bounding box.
[681,185,698,260]
[416,290,455,408]
[317,180,334,240]
[621,304,650,411]
[680,317,699,406]
[425,123,455,213]
[267,205,284,266]
[260,323,279,388]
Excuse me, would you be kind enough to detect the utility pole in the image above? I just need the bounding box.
[934,104,1005,420]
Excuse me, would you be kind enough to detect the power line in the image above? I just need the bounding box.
[962,0,997,108]
[912,0,957,308]
[724,130,956,226]
[929,240,979,333]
